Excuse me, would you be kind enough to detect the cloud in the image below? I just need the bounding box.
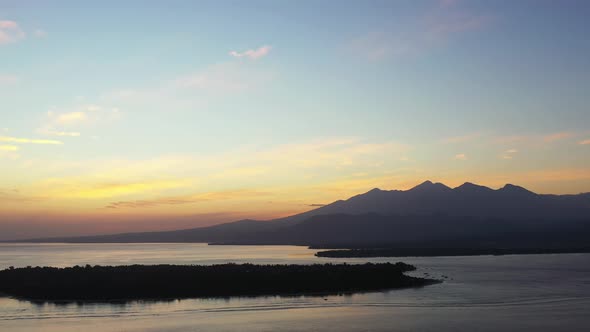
[476,168,590,190]
[0,189,42,203]
[249,138,409,171]
[106,198,194,209]
[0,136,63,145]
[501,148,518,159]
[229,45,272,60]
[33,29,47,38]
[0,20,25,45]
[493,131,581,147]
[0,145,19,151]
[0,75,19,85]
[103,61,276,112]
[54,111,88,125]
[174,62,274,94]
[307,204,326,207]
[105,189,270,209]
[454,153,467,160]
[543,132,573,142]
[425,11,489,39]
[15,136,409,212]
[39,104,120,137]
[579,139,590,145]
[0,145,20,159]
[44,131,81,137]
[41,179,189,200]
[350,3,489,61]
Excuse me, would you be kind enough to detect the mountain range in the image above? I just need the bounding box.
[17,181,590,249]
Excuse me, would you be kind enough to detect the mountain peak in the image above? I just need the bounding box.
[408,180,451,193]
[499,184,536,195]
[454,182,493,192]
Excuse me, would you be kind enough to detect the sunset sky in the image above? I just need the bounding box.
[1,0,589,239]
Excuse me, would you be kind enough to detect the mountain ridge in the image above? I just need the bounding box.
[9,181,590,247]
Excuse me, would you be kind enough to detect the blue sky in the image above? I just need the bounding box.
[1,0,589,238]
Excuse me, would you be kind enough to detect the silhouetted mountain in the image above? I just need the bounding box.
[14,181,590,249]
[274,181,589,222]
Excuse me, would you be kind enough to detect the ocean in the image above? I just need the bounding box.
[1,243,589,331]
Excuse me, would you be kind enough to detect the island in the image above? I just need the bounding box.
[0,263,437,302]
[314,247,590,258]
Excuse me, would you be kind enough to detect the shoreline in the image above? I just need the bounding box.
[0,283,441,304]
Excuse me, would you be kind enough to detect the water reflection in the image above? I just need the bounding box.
[1,244,590,331]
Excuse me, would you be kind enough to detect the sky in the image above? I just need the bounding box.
[1,0,589,239]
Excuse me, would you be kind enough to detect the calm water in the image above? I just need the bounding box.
[1,243,589,331]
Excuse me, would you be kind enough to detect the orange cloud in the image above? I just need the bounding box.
[544,132,573,142]
[40,179,190,200]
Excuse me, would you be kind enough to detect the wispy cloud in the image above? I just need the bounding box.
[454,153,467,160]
[0,189,42,203]
[33,29,47,38]
[578,139,590,145]
[103,61,275,111]
[52,111,88,125]
[0,136,63,145]
[105,190,270,209]
[491,131,580,147]
[16,136,409,213]
[350,3,489,61]
[0,145,19,151]
[0,146,20,159]
[543,132,573,142]
[174,62,274,94]
[40,179,190,200]
[44,131,81,137]
[229,45,272,60]
[0,74,19,85]
[500,148,518,159]
[0,20,25,45]
[478,168,590,189]
[39,104,120,137]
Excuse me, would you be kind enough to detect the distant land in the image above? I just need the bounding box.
[11,181,590,253]
[314,248,590,258]
[0,263,435,302]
